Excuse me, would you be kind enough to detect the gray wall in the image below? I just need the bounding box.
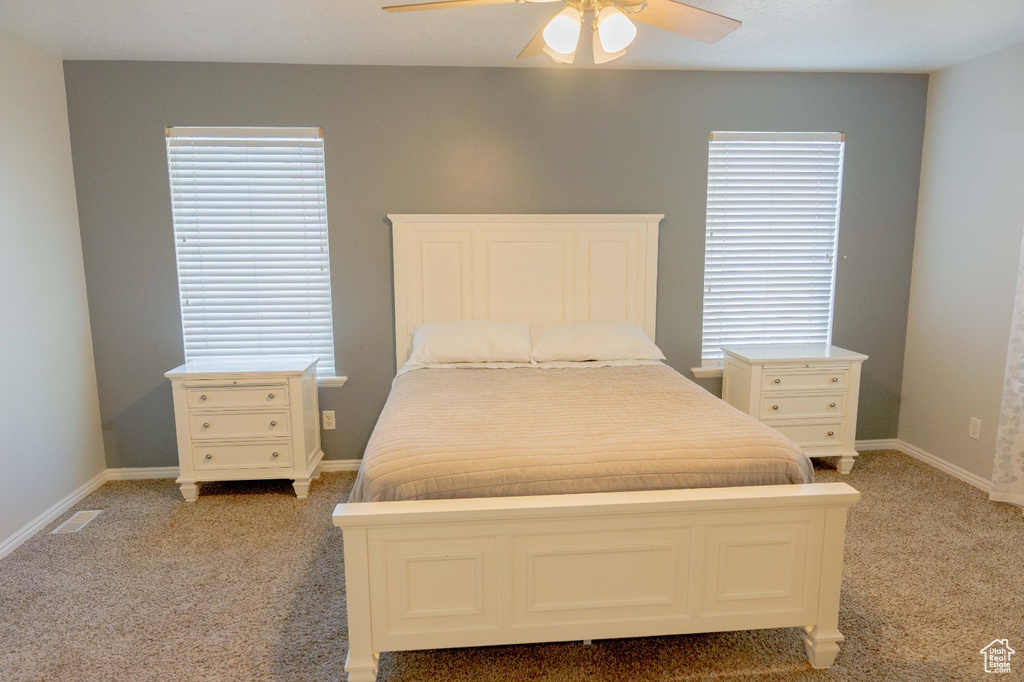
[899,42,1024,478]
[62,62,927,468]
[1,32,106,545]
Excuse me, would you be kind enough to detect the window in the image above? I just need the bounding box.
[166,127,336,376]
[700,131,845,367]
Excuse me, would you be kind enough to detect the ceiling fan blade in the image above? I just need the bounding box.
[629,0,741,44]
[517,26,547,58]
[384,0,516,13]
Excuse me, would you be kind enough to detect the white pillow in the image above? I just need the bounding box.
[408,321,532,365]
[530,322,665,363]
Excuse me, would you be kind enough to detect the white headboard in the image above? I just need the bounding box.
[390,214,663,369]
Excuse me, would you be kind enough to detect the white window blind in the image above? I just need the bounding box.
[700,131,845,365]
[166,127,336,376]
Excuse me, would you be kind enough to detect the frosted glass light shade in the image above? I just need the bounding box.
[543,7,583,55]
[597,5,637,53]
[592,29,626,64]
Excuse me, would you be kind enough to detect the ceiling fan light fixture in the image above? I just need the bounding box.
[592,28,626,64]
[542,5,583,55]
[596,5,637,53]
[543,44,577,63]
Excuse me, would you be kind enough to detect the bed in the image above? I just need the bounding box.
[332,215,859,682]
[350,363,814,503]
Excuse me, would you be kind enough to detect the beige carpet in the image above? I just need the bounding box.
[1,450,1022,681]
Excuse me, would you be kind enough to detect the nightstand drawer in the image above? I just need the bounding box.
[185,384,289,409]
[762,368,848,391]
[189,411,290,440]
[772,422,844,447]
[760,394,845,420]
[193,442,292,470]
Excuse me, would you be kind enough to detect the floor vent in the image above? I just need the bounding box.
[51,510,103,534]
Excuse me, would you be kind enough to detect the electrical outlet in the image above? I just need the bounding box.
[969,417,981,441]
[322,411,336,430]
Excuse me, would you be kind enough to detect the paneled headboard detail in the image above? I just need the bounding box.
[390,214,663,369]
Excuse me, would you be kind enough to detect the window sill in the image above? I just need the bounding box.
[318,375,349,388]
[690,366,723,379]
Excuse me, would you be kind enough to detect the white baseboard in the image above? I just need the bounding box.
[106,466,180,480]
[855,438,989,491]
[0,469,109,561]
[103,460,363,479]
[854,438,900,451]
[893,439,990,492]
[854,437,990,492]
[319,459,361,472]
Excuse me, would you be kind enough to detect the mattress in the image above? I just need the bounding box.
[349,363,813,503]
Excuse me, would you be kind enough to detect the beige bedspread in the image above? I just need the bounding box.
[349,364,813,502]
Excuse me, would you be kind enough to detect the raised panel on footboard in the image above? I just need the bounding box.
[512,529,691,625]
[373,537,500,639]
[702,519,823,624]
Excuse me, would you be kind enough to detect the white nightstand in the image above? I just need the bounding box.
[721,344,868,474]
[165,357,324,501]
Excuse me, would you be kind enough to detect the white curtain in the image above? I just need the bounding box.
[992,231,1024,508]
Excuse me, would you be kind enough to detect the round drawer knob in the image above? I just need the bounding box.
[827,431,835,437]
[204,453,212,460]
[270,421,277,427]
[829,402,837,408]
[771,405,779,410]
[773,379,781,384]
[831,377,839,383]
[202,422,210,429]
[268,393,275,399]
[199,394,207,401]
[272,451,279,458]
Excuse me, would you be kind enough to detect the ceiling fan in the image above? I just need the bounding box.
[383,0,741,65]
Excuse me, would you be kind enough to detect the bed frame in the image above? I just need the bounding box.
[332,215,859,681]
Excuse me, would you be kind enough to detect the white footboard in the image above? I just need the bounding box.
[333,483,859,682]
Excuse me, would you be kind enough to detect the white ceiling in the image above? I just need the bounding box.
[2,0,1023,72]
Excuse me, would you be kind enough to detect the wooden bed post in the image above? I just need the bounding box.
[802,504,849,668]
[343,528,378,682]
